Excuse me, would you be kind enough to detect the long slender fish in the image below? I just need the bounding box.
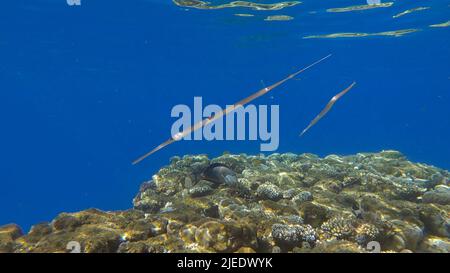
[132,54,332,165]
[300,81,356,137]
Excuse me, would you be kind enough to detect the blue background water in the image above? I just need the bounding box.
[0,0,449,231]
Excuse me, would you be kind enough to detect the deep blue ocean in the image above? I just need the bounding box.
[0,0,449,231]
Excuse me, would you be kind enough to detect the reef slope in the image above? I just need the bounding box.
[1,151,449,253]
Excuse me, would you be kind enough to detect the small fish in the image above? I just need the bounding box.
[300,82,356,137]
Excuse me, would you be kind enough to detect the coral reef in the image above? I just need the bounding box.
[1,150,449,253]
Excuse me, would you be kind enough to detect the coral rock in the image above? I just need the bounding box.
[2,151,449,253]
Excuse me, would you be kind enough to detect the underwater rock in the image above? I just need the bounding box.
[0,224,23,243]
[298,202,330,228]
[25,223,53,244]
[189,180,214,197]
[419,236,450,253]
[296,240,364,253]
[418,206,450,238]
[194,220,257,252]
[124,220,157,241]
[2,151,449,253]
[261,200,298,216]
[235,247,256,253]
[0,242,16,253]
[422,185,450,205]
[52,214,82,231]
[388,220,424,251]
[82,227,122,253]
[118,241,149,253]
[342,176,361,188]
[133,189,167,213]
[390,178,427,201]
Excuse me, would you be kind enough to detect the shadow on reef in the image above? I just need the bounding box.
[1,150,449,253]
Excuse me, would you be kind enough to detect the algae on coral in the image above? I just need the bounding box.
[1,151,449,253]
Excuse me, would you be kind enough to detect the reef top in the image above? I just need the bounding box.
[1,150,449,253]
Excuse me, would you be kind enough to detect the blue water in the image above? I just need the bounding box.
[0,0,449,231]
